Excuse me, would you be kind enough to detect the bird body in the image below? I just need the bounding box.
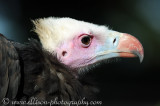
[0,35,98,105]
[0,35,21,102]
[0,17,144,106]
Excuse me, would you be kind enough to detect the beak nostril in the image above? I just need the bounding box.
[113,38,116,44]
[62,51,67,57]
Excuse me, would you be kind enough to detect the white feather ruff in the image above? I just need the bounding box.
[32,17,109,53]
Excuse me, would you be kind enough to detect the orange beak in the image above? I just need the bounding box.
[117,33,144,62]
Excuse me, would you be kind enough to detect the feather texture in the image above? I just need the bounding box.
[0,34,21,105]
[16,39,99,103]
[32,17,108,53]
[0,33,98,106]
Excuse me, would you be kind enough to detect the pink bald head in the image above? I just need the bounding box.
[56,33,100,68]
[33,17,144,77]
[56,32,144,72]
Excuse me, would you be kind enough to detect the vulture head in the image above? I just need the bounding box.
[33,17,144,77]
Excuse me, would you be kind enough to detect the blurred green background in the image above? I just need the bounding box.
[0,0,160,106]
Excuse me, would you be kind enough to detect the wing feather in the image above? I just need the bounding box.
[0,34,21,103]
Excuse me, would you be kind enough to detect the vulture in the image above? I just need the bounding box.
[0,17,144,106]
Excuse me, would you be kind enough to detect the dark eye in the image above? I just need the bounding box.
[81,35,91,46]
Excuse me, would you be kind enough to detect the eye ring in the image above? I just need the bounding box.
[80,35,92,48]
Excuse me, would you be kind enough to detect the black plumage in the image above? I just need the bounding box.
[0,34,21,102]
[0,34,98,106]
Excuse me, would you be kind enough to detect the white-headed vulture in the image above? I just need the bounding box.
[0,17,144,106]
